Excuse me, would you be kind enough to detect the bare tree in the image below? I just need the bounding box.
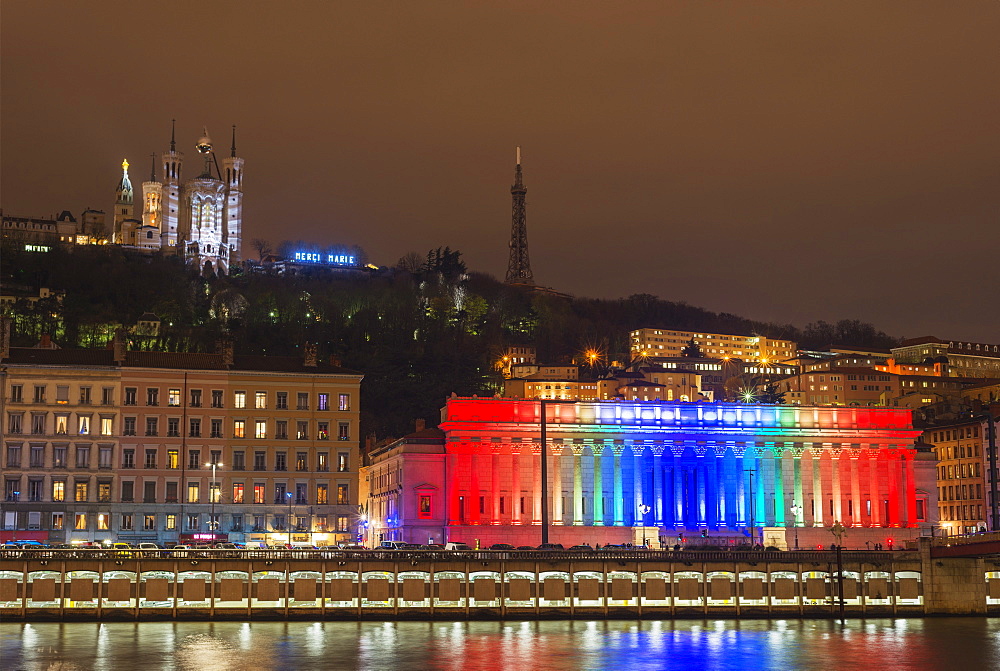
[395,251,423,273]
[250,238,272,262]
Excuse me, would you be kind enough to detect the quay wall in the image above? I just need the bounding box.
[1,545,996,621]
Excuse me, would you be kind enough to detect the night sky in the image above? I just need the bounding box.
[2,2,997,342]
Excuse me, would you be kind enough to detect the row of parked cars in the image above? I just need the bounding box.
[0,539,658,560]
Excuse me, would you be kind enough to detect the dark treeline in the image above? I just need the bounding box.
[2,242,900,440]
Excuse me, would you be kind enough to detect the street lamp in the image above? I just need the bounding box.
[744,468,757,546]
[205,461,222,539]
[286,491,293,547]
[789,503,803,550]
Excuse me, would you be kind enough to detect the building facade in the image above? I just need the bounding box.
[892,337,1000,378]
[367,397,936,549]
[630,328,796,362]
[1,342,362,547]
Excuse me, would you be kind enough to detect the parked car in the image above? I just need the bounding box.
[487,543,516,551]
[379,541,409,550]
[170,544,192,558]
[567,544,593,552]
[516,545,536,551]
[444,542,472,552]
[111,542,135,558]
[137,542,163,558]
[537,543,565,551]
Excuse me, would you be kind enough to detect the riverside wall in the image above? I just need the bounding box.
[0,542,995,621]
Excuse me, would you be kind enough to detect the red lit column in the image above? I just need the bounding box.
[849,450,862,526]
[469,448,481,524]
[511,445,521,525]
[831,448,843,524]
[887,448,900,527]
[868,447,882,527]
[448,449,461,525]
[491,445,501,525]
[552,445,563,525]
[904,451,917,527]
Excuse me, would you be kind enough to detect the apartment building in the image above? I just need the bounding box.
[630,328,796,362]
[924,419,988,535]
[1,340,363,547]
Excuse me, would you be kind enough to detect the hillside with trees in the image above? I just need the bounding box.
[1,241,901,440]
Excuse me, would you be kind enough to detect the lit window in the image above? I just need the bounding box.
[255,392,267,409]
[234,391,246,409]
[255,420,267,439]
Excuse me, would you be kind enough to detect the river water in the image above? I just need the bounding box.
[3,619,999,670]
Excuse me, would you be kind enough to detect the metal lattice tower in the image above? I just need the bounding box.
[505,146,534,285]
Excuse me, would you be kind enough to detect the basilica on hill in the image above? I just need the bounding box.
[114,121,244,274]
[1,121,244,275]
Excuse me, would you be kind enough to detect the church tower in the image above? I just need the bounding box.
[161,119,183,248]
[137,153,164,250]
[141,153,162,231]
[113,158,134,241]
[505,146,534,285]
[222,125,244,265]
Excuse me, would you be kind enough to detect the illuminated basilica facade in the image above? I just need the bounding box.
[114,122,243,274]
[364,398,938,549]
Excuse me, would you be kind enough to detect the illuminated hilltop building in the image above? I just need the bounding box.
[364,397,938,549]
[116,121,244,274]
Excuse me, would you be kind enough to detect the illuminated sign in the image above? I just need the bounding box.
[293,252,357,266]
[24,244,51,253]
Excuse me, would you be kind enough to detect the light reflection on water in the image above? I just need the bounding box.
[4,619,1000,671]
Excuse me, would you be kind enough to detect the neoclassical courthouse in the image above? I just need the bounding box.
[364,398,938,549]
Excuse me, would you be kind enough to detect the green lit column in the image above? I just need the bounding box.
[593,445,604,526]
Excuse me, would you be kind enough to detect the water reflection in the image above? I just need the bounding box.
[2,619,999,671]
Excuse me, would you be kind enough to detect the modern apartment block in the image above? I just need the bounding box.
[630,328,796,362]
[1,338,363,546]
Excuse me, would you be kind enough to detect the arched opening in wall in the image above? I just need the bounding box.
[202,260,215,278]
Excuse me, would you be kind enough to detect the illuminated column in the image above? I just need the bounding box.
[673,444,686,526]
[491,445,501,524]
[652,447,664,526]
[905,451,917,527]
[694,446,708,527]
[887,448,900,527]
[703,445,718,528]
[572,445,584,526]
[612,445,624,526]
[592,445,604,526]
[772,444,786,527]
[531,443,542,525]
[714,446,727,529]
[512,445,521,525]
[448,449,461,525]
[469,449,481,524]
[812,446,824,527]
[552,445,563,525]
[868,447,882,527]
[791,443,804,527]
[831,448,843,524]
[633,444,645,526]
[850,450,862,527]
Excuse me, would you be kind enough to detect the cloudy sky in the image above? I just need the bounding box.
[3,1,997,341]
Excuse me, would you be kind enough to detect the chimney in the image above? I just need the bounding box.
[0,317,10,360]
[217,338,235,367]
[40,334,52,349]
[112,327,127,365]
[329,355,342,367]
[414,418,426,432]
[303,342,317,367]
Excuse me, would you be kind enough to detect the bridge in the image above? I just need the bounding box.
[929,531,1000,558]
